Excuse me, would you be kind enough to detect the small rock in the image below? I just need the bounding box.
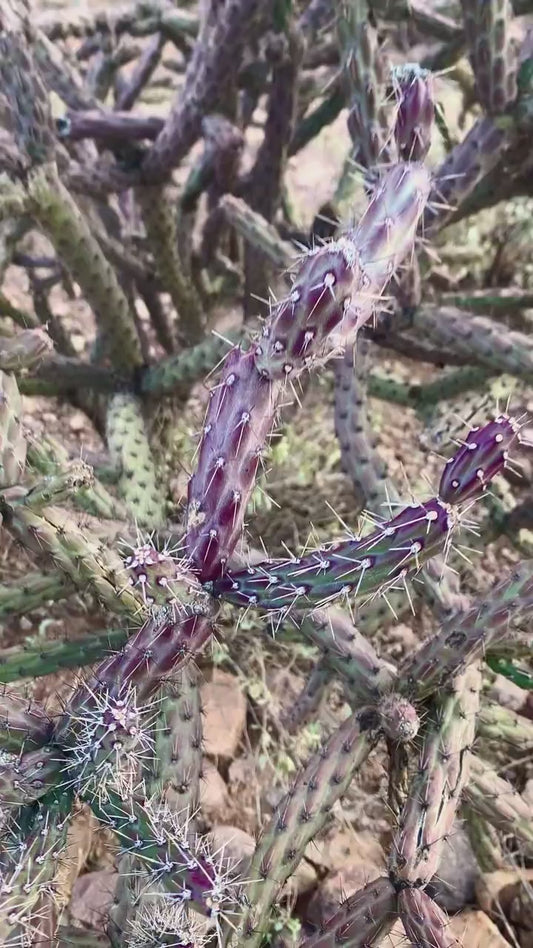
[284,859,317,899]
[69,870,118,931]
[449,909,513,947]
[209,824,255,875]
[477,870,533,916]
[200,758,229,819]
[306,827,385,874]
[201,671,247,760]
[69,411,86,433]
[428,827,479,912]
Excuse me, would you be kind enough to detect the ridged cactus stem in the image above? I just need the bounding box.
[0,691,53,753]
[0,626,129,684]
[464,755,533,852]
[0,745,66,805]
[399,559,533,700]
[477,701,533,754]
[336,0,393,168]
[26,164,142,371]
[220,195,294,268]
[0,502,144,617]
[106,393,166,529]
[461,0,518,114]
[0,369,26,489]
[136,186,204,347]
[392,63,435,161]
[293,607,395,706]
[462,804,505,872]
[398,888,460,948]
[389,663,481,887]
[410,306,533,382]
[141,331,241,398]
[230,708,381,946]
[300,876,397,947]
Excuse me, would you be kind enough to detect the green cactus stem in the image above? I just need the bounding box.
[0,501,145,617]
[26,164,142,372]
[220,195,294,268]
[212,496,455,611]
[410,306,533,383]
[0,627,130,684]
[399,559,533,701]
[462,804,505,872]
[478,701,533,753]
[465,755,533,853]
[0,369,26,490]
[231,707,382,947]
[106,393,166,529]
[0,790,72,946]
[486,655,533,689]
[389,663,481,887]
[398,888,460,948]
[0,691,52,753]
[300,876,397,947]
[140,331,240,398]
[461,0,518,115]
[136,186,204,347]
[336,0,392,168]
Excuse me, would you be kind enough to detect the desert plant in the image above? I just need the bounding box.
[0,0,532,946]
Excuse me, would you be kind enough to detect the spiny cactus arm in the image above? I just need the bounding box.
[464,754,533,852]
[57,110,163,144]
[0,369,26,489]
[25,165,142,372]
[0,789,72,946]
[461,803,505,872]
[423,116,510,233]
[186,346,283,580]
[0,502,145,617]
[0,744,66,805]
[477,701,533,754]
[398,887,460,948]
[410,306,533,382]
[32,21,98,112]
[389,663,481,887]
[231,707,380,947]
[282,658,331,734]
[438,414,520,505]
[147,666,203,826]
[293,607,396,706]
[0,690,53,753]
[220,195,294,268]
[4,459,94,512]
[136,186,204,347]
[256,163,431,379]
[106,393,166,529]
[116,31,165,111]
[212,495,455,610]
[399,559,533,701]
[27,434,127,521]
[0,627,129,685]
[289,82,345,156]
[141,0,270,183]
[140,330,240,397]
[336,0,393,168]
[392,63,435,161]
[300,876,397,947]
[461,0,518,115]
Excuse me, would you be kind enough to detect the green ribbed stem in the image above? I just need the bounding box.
[0,627,129,683]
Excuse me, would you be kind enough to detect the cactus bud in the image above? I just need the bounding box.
[392,63,435,161]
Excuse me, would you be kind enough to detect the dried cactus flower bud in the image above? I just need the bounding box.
[378,693,420,742]
[392,63,435,161]
[438,414,519,505]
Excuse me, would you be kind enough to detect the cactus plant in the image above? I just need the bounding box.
[0,2,531,946]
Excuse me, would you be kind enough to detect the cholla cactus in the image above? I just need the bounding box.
[0,1,531,946]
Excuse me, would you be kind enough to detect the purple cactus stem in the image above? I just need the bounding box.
[392,63,435,161]
[185,346,282,581]
[439,414,519,505]
[211,496,455,610]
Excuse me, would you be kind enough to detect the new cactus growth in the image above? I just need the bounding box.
[0,1,532,945]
